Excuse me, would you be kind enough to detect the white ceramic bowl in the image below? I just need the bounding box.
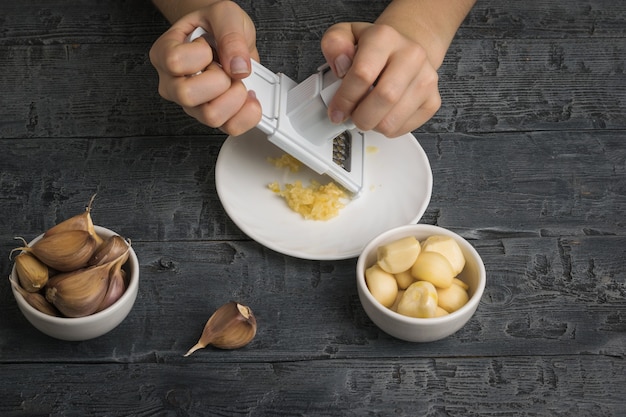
[356,224,486,342]
[10,226,139,341]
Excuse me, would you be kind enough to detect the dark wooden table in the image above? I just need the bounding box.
[1,1,625,415]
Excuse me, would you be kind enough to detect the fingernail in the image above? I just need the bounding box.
[330,110,345,124]
[230,56,249,75]
[334,54,352,78]
[247,90,257,99]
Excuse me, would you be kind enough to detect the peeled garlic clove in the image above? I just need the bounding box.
[184,301,257,356]
[43,194,104,247]
[45,262,111,317]
[435,306,449,317]
[421,235,466,276]
[14,230,98,272]
[377,236,421,274]
[365,264,398,308]
[89,235,130,266]
[397,280,438,318]
[437,282,470,313]
[394,269,415,290]
[411,251,455,289]
[9,276,59,317]
[14,252,49,292]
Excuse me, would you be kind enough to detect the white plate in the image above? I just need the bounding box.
[215,128,432,260]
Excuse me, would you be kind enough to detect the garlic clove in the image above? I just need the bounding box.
[45,262,112,317]
[89,235,130,266]
[14,230,98,272]
[95,268,126,312]
[43,194,104,248]
[14,252,49,292]
[9,276,59,317]
[184,301,257,356]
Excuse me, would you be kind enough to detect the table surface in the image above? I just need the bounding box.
[1,1,625,416]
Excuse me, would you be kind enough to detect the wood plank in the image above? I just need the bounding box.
[0,357,624,416]
[0,131,623,241]
[462,0,626,39]
[1,236,624,362]
[1,36,624,138]
[0,0,624,46]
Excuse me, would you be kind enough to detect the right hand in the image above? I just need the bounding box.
[149,1,262,136]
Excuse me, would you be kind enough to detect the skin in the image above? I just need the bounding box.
[149,0,476,137]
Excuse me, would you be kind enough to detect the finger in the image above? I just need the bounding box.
[391,92,442,137]
[376,76,442,137]
[220,91,263,136]
[327,28,390,124]
[349,61,414,132]
[350,42,431,132]
[185,81,258,130]
[321,23,360,77]
[205,1,257,79]
[162,62,232,107]
[150,27,217,76]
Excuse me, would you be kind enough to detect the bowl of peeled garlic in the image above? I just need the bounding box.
[10,225,139,341]
[356,224,486,342]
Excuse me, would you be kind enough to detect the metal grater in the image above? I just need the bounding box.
[187,27,365,196]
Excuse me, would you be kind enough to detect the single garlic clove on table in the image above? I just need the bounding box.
[184,301,257,356]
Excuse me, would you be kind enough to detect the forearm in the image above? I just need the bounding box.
[152,0,226,23]
[375,0,476,68]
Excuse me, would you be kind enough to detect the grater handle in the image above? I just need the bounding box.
[185,27,351,139]
[186,27,363,195]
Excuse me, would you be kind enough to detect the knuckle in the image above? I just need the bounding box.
[352,114,376,132]
[172,84,197,108]
[375,83,403,106]
[376,118,397,137]
[162,50,187,74]
[370,24,396,40]
[351,62,379,85]
[201,106,227,128]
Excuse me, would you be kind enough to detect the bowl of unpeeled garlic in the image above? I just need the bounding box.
[356,224,486,342]
[9,199,139,341]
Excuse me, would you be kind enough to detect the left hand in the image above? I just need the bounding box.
[321,22,442,137]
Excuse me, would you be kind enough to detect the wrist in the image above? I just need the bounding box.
[375,0,475,69]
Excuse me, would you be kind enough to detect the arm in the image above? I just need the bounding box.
[152,0,222,24]
[375,0,476,69]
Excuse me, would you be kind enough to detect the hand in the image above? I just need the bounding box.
[321,22,442,137]
[149,1,261,136]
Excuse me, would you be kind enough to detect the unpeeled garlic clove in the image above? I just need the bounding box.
[184,301,257,356]
[14,252,49,292]
[89,235,130,266]
[14,230,98,272]
[43,194,104,248]
[9,276,59,317]
[45,262,112,317]
[95,249,129,312]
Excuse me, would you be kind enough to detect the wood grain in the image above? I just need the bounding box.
[0,357,624,416]
[0,0,624,415]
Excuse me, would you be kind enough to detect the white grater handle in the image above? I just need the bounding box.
[186,27,363,195]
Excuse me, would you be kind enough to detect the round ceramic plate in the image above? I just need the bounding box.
[215,128,432,260]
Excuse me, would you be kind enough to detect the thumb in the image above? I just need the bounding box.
[321,23,361,78]
[206,2,257,79]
